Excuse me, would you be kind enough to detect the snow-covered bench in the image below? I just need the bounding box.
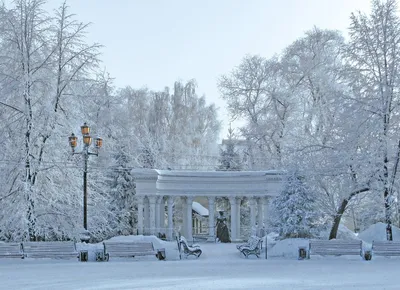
[372,241,400,257]
[179,236,202,258]
[0,242,24,258]
[237,236,262,258]
[103,241,159,260]
[236,236,262,251]
[22,241,78,259]
[309,239,362,258]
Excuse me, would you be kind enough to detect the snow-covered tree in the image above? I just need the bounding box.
[115,80,220,170]
[344,0,400,240]
[0,0,104,241]
[270,172,321,239]
[107,150,136,235]
[218,55,289,169]
[218,125,242,171]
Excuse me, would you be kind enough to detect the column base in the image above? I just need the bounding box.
[231,238,243,243]
[207,236,216,243]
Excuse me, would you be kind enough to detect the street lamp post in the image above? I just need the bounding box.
[69,123,103,242]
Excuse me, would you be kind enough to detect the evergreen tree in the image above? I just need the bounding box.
[218,125,242,171]
[107,147,136,235]
[271,172,319,239]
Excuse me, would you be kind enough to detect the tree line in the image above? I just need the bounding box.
[0,0,220,241]
[219,0,400,239]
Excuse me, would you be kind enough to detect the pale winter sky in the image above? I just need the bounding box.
[45,0,370,138]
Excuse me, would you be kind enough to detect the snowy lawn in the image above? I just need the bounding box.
[1,242,399,290]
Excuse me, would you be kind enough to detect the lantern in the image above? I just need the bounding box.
[81,122,90,135]
[69,133,78,149]
[95,137,103,149]
[83,134,92,146]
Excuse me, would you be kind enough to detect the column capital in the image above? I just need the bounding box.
[208,196,215,203]
[228,196,237,205]
[136,196,144,203]
[148,196,157,204]
[186,196,193,204]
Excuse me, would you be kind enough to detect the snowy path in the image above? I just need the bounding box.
[0,243,398,290]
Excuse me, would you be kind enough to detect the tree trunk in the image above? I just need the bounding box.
[329,187,369,240]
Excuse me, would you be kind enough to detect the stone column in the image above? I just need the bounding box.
[148,196,157,235]
[186,196,193,242]
[132,169,158,235]
[182,197,187,237]
[249,197,256,234]
[236,197,241,240]
[263,196,269,228]
[159,196,165,233]
[137,196,144,235]
[229,197,237,242]
[155,197,160,235]
[144,196,150,234]
[167,196,174,240]
[208,197,215,240]
[257,197,263,236]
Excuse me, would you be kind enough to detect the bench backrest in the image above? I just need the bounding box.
[372,241,400,256]
[247,237,262,251]
[180,236,191,246]
[245,236,257,243]
[179,236,197,250]
[179,239,191,252]
[0,242,23,258]
[22,241,77,258]
[309,239,362,256]
[179,237,202,257]
[103,242,155,257]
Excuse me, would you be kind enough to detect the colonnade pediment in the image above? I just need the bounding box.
[132,169,285,197]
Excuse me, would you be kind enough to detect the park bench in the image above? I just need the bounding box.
[372,241,400,257]
[236,236,263,251]
[103,241,162,260]
[308,239,363,259]
[0,242,24,258]
[237,236,263,258]
[179,236,202,258]
[22,241,78,259]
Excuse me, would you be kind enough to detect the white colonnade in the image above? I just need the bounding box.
[133,169,284,241]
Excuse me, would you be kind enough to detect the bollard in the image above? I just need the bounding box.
[79,250,88,262]
[157,248,166,260]
[298,247,307,260]
[364,250,372,261]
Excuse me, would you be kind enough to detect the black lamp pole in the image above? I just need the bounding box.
[83,144,89,230]
[69,123,103,239]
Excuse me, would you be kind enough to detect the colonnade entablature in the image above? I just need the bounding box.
[132,169,285,242]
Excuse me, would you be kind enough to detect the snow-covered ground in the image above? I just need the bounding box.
[1,223,399,290]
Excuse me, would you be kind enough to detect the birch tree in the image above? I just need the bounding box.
[0,0,102,241]
[218,55,291,169]
[346,0,400,240]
